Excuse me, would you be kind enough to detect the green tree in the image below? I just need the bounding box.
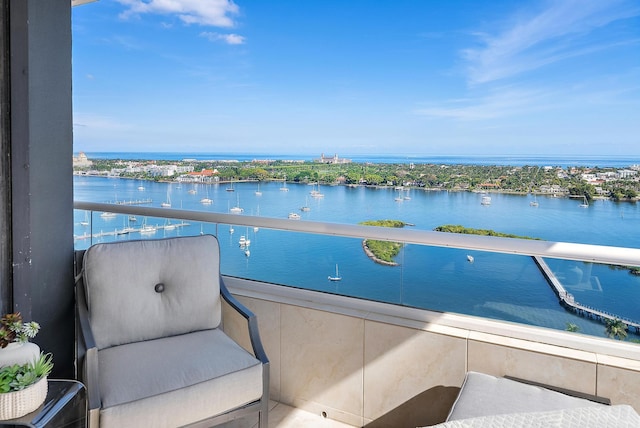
[565,323,579,333]
[605,319,628,340]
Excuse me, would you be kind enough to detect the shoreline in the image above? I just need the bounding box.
[361,240,398,267]
[74,173,628,202]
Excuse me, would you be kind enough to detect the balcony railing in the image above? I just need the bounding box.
[74,201,640,342]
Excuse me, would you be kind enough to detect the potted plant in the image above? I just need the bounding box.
[0,313,53,420]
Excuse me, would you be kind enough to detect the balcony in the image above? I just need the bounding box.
[74,201,640,427]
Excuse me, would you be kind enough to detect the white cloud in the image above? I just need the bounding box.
[463,0,640,84]
[116,0,240,27]
[415,68,640,121]
[200,31,245,45]
[414,87,553,120]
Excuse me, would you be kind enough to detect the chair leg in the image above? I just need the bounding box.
[258,401,268,428]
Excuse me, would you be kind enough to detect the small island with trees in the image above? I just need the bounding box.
[359,220,408,265]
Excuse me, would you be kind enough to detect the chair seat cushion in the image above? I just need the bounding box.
[98,328,263,427]
[447,372,605,421]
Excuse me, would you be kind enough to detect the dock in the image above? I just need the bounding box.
[534,256,640,333]
[106,198,154,205]
[74,221,189,241]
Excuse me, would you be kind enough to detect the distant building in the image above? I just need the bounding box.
[72,151,93,168]
[178,169,219,183]
[618,169,638,179]
[314,153,351,164]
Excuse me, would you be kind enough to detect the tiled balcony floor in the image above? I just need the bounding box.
[218,401,358,428]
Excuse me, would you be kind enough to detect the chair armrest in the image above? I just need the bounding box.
[220,278,269,365]
[75,270,102,412]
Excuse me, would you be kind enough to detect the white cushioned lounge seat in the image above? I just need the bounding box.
[75,235,269,428]
[422,371,640,427]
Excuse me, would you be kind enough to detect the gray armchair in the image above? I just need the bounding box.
[74,235,269,428]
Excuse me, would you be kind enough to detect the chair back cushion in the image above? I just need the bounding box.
[83,235,222,349]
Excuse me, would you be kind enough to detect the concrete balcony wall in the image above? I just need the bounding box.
[222,279,640,427]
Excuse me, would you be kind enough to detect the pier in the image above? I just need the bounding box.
[74,221,189,241]
[534,256,640,334]
[107,198,154,205]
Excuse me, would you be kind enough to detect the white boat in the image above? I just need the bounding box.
[300,197,311,212]
[226,182,235,192]
[140,224,157,235]
[530,195,539,207]
[280,174,289,192]
[188,188,197,195]
[137,185,145,191]
[328,264,342,281]
[239,235,251,247]
[139,217,157,235]
[310,183,324,198]
[481,196,491,205]
[229,225,235,234]
[467,255,474,263]
[579,196,589,208]
[100,212,116,218]
[200,190,213,204]
[80,212,90,226]
[244,249,250,257]
[161,189,171,207]
[128,215,137,222]
[288,212,301,220]
[230,195,243,213]
[255,183,262,196]
[164,219,175,231]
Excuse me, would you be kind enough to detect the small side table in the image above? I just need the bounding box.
[0,380,86,428]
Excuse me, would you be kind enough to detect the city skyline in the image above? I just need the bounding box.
[72,0,640,156]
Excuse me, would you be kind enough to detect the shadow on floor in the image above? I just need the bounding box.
[363,386,459,428]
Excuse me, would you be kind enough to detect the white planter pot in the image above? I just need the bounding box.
[0,342,40,368]
[0,376,48,420]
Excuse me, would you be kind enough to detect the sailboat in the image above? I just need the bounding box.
[255,183,262,196]
[80,212,90,226]
[579,196,589,208]
[230,195,244,213]
[328,264,342,281]
[200,188,213,204]
[300,196,311,212]
[140,218,157,235]
[529,195,539,207]
[161,187,171,207]
[310,183,324,198]
[280,175,289,191]
[226,181,235,192]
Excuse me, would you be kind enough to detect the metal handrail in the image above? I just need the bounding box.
[74,201,640,267]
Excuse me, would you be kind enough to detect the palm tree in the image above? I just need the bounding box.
[605,319,628,340]
[565,323,579,333]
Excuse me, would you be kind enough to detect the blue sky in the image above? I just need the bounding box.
[72,0,640,156]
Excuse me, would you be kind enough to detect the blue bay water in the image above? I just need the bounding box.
[73,176,640,339]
